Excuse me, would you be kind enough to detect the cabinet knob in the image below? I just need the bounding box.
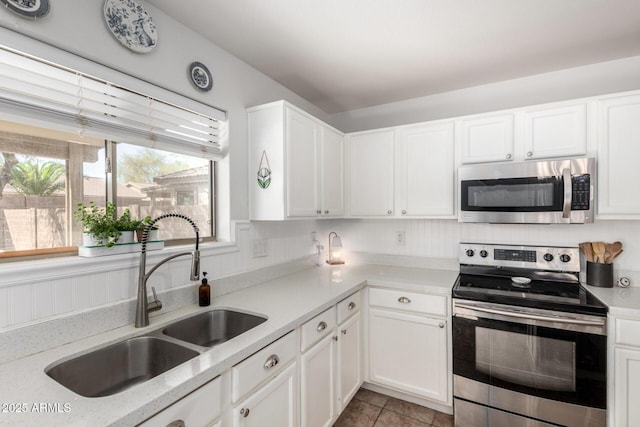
[240,408,250,418]
[506,153,512,159]
[333,336,338,341]
[439,322,445,328]
[387,210,392,215]
[348,301,356,311]
[341,329,347,335]
[526,151,533,157]
[167,421,185,427]
[398,296,411,304]
[324,210,329,214]
[316,209,322,214]
[401,209,407,215]
[317,321,327,332]
[263,354,280,370]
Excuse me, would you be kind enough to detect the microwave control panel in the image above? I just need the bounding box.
[571,174,590,211]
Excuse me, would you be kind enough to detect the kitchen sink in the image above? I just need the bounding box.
[162,309,267,347]
[45,336,199,398]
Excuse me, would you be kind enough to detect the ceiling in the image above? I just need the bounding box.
[148,0,640,114]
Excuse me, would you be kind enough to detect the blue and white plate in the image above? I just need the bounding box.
[103,0,157,53]
[189,62,213,92]
[0,0,49,19]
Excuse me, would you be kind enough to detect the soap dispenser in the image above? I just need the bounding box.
[199,272,210,307]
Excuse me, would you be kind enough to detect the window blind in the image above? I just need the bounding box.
[0,47,225,160]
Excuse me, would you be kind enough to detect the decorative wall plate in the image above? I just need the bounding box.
[188,61,213,92]
[0,0,49,19]
[103,0,158,53]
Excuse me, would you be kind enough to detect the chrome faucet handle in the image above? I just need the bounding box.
[148,286,162,313]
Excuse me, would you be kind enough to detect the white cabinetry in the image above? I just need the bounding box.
[597,92,640,218]
[396,122,455,217]
[347,129,395,216]
[138,376,222,427]
[611,316,640,427]
[248,101,344,220]
[368,288,450,405]
[231,331,298,427]
[300,291,363,427]
[460,113,514,164]
[347,124,456,218]
[459,101,588,164]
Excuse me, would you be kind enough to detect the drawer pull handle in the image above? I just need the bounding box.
[240,408,250,418]
[263,354,280,370]
[167,421,185,427]
[348,302,356,310]
[341,329,347,335]
[398,296,411,304]
[317,321,328,332]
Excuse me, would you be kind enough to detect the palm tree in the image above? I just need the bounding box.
[10,160,65,196]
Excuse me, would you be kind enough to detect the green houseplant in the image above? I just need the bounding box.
[134,215,159,242]
[74,202,121,247]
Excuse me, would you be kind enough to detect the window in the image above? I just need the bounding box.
[0,47,224,257]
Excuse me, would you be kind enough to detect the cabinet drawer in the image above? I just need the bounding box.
[369,288,447,317]
[616,317,640,347]
[337,290,362,324]
[301,306,336,352]
[232,330,297,402]
[139,376,221,426]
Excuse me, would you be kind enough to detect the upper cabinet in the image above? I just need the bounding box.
[597,92,640,219]
[347,129,395,217]
[460,101,589,164]
[460,113,514,164]
[248,101,344,220]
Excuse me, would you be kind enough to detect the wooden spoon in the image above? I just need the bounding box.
[607,241,623,263]
[592,241,606,263]
[579,242,593,263]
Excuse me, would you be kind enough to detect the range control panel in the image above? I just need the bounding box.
[460,243,580,273]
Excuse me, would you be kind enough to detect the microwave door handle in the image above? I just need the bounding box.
[562,168,572,219]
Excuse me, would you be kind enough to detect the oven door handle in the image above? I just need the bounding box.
[562,168,572,219]
[454,303,605,327]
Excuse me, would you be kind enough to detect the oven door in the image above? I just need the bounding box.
[452,299,606,427]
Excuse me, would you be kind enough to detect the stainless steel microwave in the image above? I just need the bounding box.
[458,157,595,224]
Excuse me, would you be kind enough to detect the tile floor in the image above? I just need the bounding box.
[334,388,454,427]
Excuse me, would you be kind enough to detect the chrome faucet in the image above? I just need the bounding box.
[135,213,200,328]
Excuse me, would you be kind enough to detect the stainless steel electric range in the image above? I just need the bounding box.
[452,243,607,427]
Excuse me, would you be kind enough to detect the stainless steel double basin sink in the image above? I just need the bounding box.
[45,309,267,397]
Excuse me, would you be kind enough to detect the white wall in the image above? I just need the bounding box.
[328,56,640,132]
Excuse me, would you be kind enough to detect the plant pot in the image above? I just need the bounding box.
[118,231,135,244]
[136,229,159,242]
[82,233,101,247]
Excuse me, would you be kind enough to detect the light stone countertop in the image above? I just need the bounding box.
[584,283,640,318]
[0,264,458,427]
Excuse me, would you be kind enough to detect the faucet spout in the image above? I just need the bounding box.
[135,213,200,328]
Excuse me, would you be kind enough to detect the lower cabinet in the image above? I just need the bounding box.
[612,316,640,427]
[232,362,298,427]
[300,290,363,427]
[368,288,449,404]
[138,376,222,427]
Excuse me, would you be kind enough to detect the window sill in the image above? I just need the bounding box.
[0,240,239,289]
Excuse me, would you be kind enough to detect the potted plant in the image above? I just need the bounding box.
[134,215,159,242]
[115,208,137,244]
[74,202,121,247]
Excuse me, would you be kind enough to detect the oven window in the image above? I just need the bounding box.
[475,327,576,391]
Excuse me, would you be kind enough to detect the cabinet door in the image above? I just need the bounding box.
[397,122,455,217]
[614,347,640,427]
[286,107,319,217]
[301,333,336,427]
[337,312,362,413]
[597,94,640,217]
[320,126,345,217]
[460,113,514,164]
[523,103,587,160]
[233,362,298,427]
[368,308,448,402]
[347,129,395,216]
